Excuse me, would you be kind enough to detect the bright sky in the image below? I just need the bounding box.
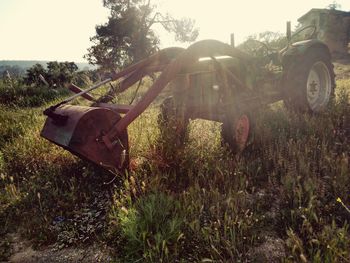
[0,0,349,62]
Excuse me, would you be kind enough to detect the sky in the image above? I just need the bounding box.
[0,0,349,62]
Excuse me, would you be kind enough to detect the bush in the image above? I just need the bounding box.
[110,191,183,262]
[0,81,69,107]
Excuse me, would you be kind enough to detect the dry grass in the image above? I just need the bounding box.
[0,72,349,262]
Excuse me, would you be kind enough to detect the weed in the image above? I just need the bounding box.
[110,191,183,262]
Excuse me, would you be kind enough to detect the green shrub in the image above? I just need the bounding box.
[111,192,183,262]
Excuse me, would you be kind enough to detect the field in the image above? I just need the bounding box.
[0,63,349,262]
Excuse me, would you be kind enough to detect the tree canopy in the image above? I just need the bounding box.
[238,31,287,58]
[24,62,79,87]
[85,0,199,70]
[327,1,341,10]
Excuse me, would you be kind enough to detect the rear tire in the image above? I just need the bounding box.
[283,47,335,113]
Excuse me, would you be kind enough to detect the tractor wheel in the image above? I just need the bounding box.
[221,113,251,154]
[158,97,189,146]
[283,47,335,113]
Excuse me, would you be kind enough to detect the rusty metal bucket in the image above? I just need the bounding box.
[41,105,129,171]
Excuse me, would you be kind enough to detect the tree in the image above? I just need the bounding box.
[0,65,25,79]
[46,61,78,86]
[23,63,46,86]
[24,62,79,87]
[327,1,341,10]
[238,31,287,57]
[85,0,199,70]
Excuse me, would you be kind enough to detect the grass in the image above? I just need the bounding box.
[0,75,349,262]
[0,80,69,107]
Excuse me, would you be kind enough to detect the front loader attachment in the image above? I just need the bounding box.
[40,40,253,172]
[41,105,129,171]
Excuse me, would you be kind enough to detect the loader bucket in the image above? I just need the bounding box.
[41,105,129,171]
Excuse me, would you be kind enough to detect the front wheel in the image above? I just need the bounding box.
[221,113,251,154]
[283,47,335,113]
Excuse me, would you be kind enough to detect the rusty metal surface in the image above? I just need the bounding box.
[97,103,132,114]
[97,47,185,103]
[111,47,185,82]
[41,105,128,171]
[68,84,94,101]
[41,47,187,169]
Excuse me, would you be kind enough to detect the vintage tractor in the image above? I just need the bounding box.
[41,24,335,172]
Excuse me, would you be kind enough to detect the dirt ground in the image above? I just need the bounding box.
[1,233,112,263]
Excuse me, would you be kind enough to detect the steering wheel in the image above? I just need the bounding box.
[241,39,276,58]
[290,25,317,42]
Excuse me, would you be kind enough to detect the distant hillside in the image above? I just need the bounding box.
[0,60,97,71]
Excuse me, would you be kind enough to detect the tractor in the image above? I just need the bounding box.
[41,23,335,172]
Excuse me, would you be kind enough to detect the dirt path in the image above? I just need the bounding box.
[2,233,112,263]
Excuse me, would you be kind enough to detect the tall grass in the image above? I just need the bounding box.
[0,77,349,261]
[0,80,69,107]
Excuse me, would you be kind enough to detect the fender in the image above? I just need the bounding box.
[280,39,331,68]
